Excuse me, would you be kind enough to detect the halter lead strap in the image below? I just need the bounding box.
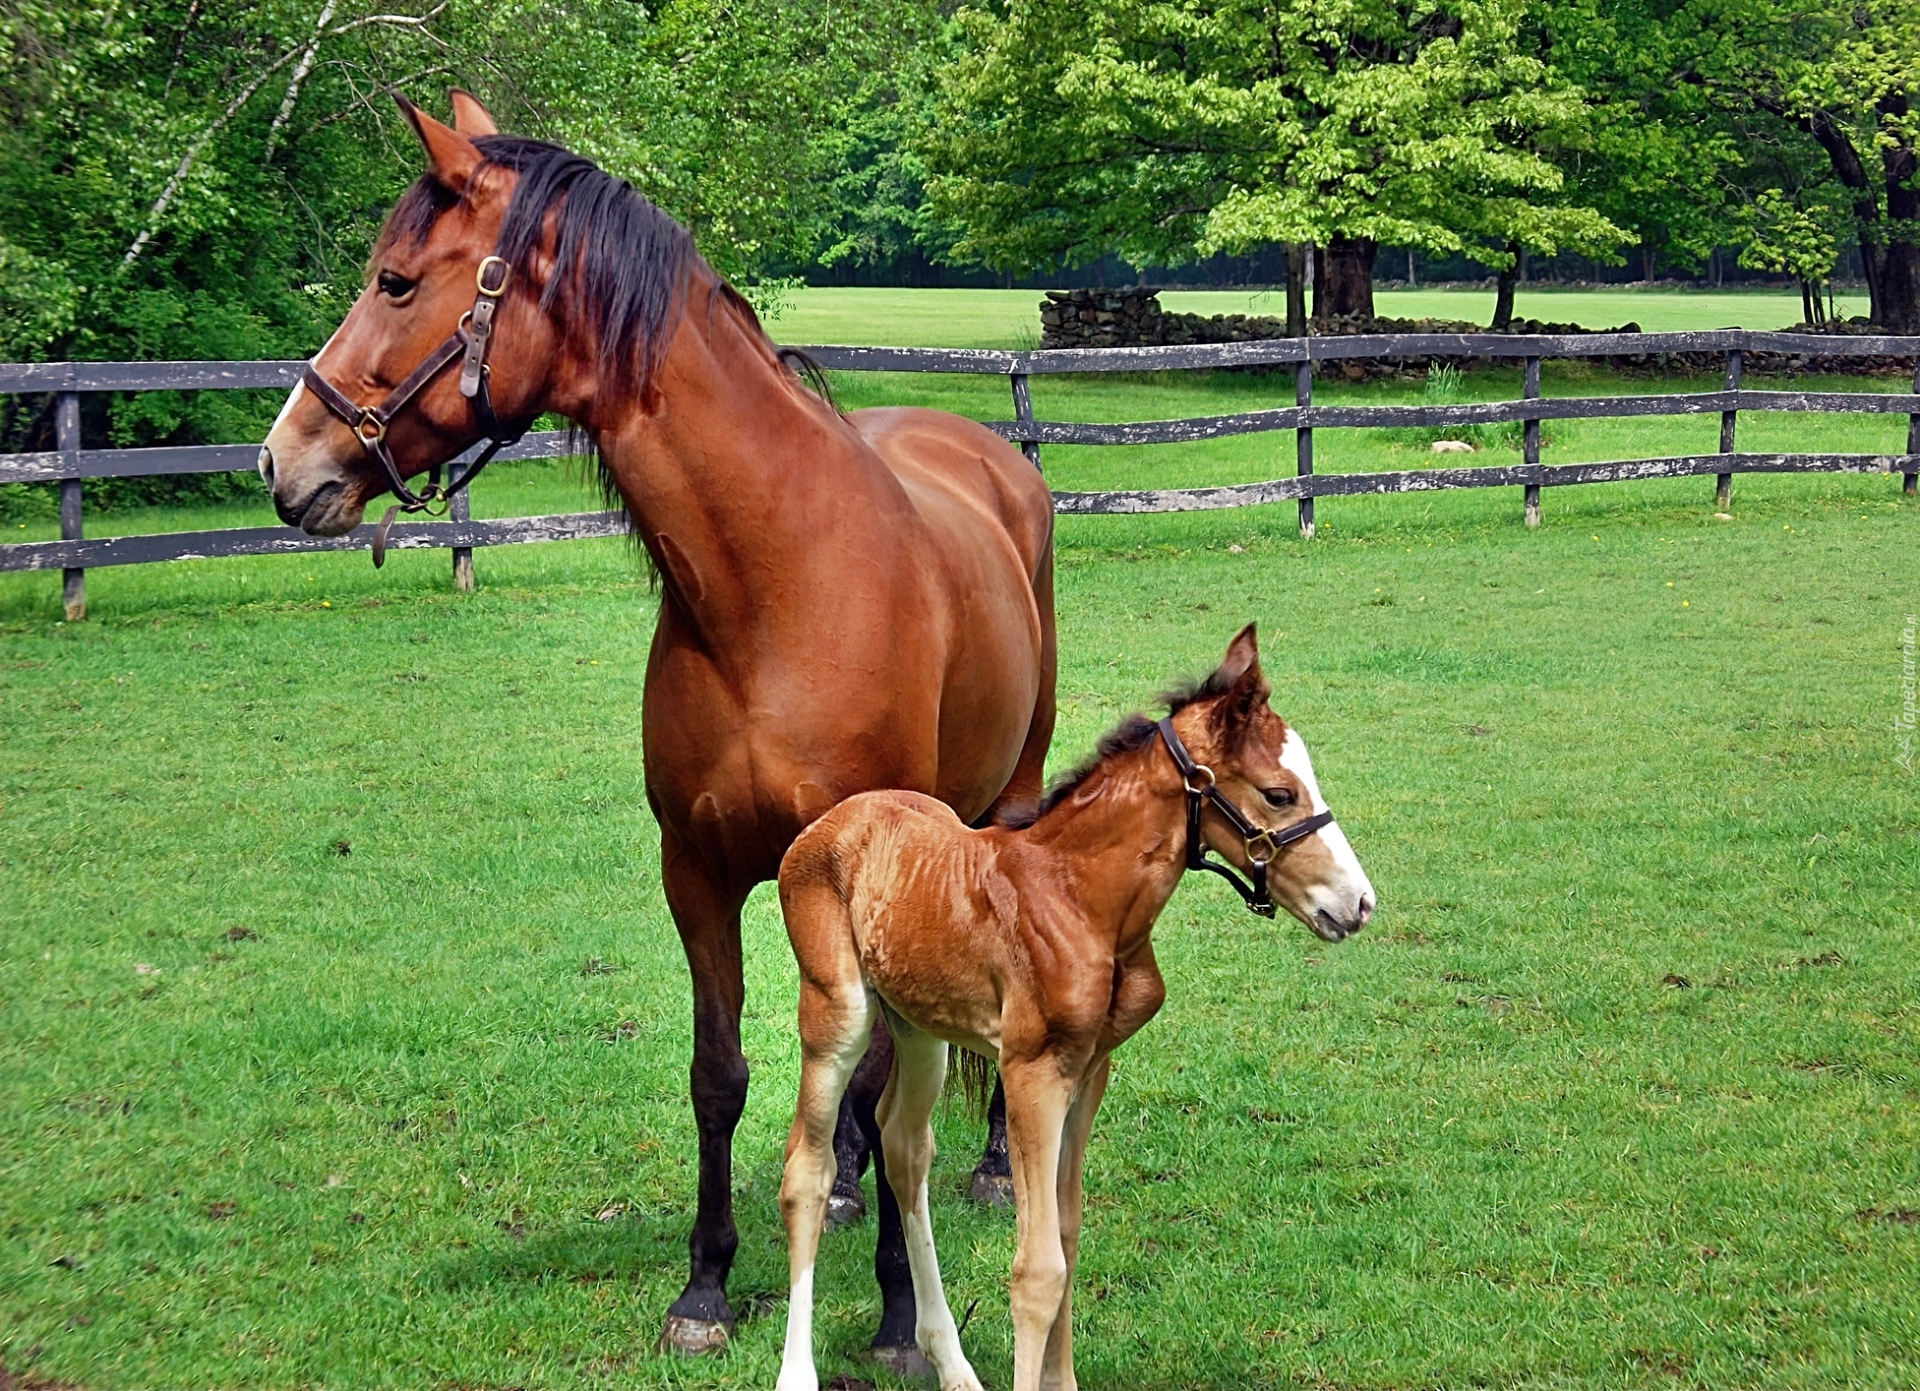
[1155,717,1336,919]
[301,254,530,566]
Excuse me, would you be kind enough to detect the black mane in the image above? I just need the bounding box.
[994,667,1239,829]
[376,135,702,405]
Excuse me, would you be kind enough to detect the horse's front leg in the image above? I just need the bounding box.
[658,833,752,1355]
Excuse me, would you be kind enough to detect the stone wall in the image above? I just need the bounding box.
[1035,287,1916,376]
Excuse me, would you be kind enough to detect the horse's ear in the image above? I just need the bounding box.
[1213,623,1270,735]
[448,89,499,137]
[394,92,481,192]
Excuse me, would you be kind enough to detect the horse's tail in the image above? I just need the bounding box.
[948,1046,996,1122]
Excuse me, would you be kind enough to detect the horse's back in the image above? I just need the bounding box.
[847,406,1052,578]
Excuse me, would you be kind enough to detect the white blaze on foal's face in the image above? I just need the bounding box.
[1268,726,1375,940]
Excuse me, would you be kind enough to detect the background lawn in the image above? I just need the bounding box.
[3,290,1916,1389]
[769,285,1865,350]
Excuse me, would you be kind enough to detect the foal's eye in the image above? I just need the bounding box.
[1261,787,1295,808]
[377,270,417,301]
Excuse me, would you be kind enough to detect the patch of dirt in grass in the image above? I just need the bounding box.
[0,1365,91,1390]
[1855,1206,1920,1225]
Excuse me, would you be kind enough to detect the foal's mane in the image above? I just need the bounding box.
[994,668,1240,830]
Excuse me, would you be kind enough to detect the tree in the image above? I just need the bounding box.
[0,0,903,475]
[921,0,1629,321]
[1576,0,1920,330]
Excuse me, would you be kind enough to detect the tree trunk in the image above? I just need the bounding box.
[1285,243,1307,336]
[1491,240,1521,331]
[1313,236,1376,320]
[1881,125,1920,333]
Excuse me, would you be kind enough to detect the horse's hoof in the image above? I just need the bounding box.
[869,1343,936,1381]
[825,1188,867,1229]
[656,1314,733,1356]
[967,1170,1014,1209]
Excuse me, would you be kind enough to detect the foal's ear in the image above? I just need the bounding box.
[395,92,482,192]
[448,89,499,137]
[1213,623,1271,735]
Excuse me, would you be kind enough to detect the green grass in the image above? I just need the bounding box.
[769,286,1856,349]
[4,471,1918,1388]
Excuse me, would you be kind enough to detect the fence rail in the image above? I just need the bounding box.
[5,332,1917,618]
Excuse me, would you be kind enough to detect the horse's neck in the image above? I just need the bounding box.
[1023,747,1191,956]
[585,275,879,645]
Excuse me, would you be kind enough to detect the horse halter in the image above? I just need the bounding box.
[1155,717,1336,919]
[300,253,531,565]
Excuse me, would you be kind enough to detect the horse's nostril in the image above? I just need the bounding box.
[257,446,274,487]
[1356,893,1375,927]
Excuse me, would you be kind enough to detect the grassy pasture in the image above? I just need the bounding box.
[4,292,1917,1387]
[770,285,1864,350]
[4,471,1918,1389]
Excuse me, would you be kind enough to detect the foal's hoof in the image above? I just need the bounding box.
[825,1186,867,1229]
[868,1342,936,1381]
[967,1170,1014,1209]
[656,1314,732,1356]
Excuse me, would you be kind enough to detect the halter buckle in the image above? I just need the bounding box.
[1183,762,1215,795]
[355,413,388,446]
[1245,829,1278,865]
[476,256,510,298]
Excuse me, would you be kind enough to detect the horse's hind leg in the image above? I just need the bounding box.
[845,1017,922,1366]
[658,833,751,1355]
[880,1021,983,1391]
[776,973,878,1391]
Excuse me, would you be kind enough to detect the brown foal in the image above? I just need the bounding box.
[256,93,1055,1356]
[775,626,1375,1391]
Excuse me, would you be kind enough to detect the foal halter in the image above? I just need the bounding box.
[1155,717,1336,919]
[301,254,532,565]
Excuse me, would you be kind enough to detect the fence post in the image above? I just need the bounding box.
[56,391,84,621]
[1718,348,1741,509]
[1907,357,1918,497]
[448,457,474,591]
[1295,359,1314,539]
[1010,373,1040,468]
[1522,356,1541,528]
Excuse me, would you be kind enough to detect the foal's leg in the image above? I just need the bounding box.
[879,1024,983,1391]
[1041,1055,1111,1391]
[776,978,879,1391]
[1002,1059,1078,1391]
[659,835,752,1354]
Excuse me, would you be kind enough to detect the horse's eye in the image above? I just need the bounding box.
[1262,787,1295,808]
[377,270,417,300]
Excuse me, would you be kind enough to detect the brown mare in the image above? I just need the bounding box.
[775,625,1374,1391]
[257,93,1056,1359]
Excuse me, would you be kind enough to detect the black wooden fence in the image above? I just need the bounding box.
[4,331,1917,620]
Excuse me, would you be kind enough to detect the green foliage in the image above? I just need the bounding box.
[0,0,909,472]
[1739,189,1840,285]
[918,0,1632,275]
